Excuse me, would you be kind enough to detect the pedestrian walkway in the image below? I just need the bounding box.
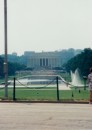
[0,103,92,130]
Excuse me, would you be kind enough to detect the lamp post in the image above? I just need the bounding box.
[4,0,8,98]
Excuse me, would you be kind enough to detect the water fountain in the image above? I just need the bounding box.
[70,68,84,87]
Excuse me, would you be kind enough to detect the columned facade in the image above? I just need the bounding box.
[27,52,62,69]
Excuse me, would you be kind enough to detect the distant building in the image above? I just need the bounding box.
[12,52,17,56]
[24,51,35,56]
[25,51,62,69]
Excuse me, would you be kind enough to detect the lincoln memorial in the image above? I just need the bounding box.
[25,51,62,69]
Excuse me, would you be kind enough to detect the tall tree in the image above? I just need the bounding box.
[64,48,92,76]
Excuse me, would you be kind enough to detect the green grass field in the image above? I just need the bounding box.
[0,87,89,101]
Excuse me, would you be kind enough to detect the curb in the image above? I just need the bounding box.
[0,100,89,104]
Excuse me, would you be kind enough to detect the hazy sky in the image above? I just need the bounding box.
[0,0,92,55]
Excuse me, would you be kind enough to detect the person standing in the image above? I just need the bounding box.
[87,68,92,104]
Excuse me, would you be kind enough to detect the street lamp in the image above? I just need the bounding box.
[4,0,8,98]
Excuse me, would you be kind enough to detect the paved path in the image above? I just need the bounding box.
[0,103,92,130]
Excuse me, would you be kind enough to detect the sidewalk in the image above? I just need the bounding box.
[0,102,92,130]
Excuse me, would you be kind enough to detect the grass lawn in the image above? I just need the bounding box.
[0,87,89,101]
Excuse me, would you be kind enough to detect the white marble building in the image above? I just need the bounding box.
[26,51,62,69]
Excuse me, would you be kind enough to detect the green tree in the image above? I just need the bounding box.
[0,56,26,78]
[0,57,4,78]
[64,48,92,76]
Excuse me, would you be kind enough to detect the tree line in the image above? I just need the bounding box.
[0,48,91,78]
[0,57,26,78]
[64,48,92,76]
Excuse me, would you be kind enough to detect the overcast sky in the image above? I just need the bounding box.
[0,0,92,55]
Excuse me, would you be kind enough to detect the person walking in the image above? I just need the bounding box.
[87,68,92,104]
